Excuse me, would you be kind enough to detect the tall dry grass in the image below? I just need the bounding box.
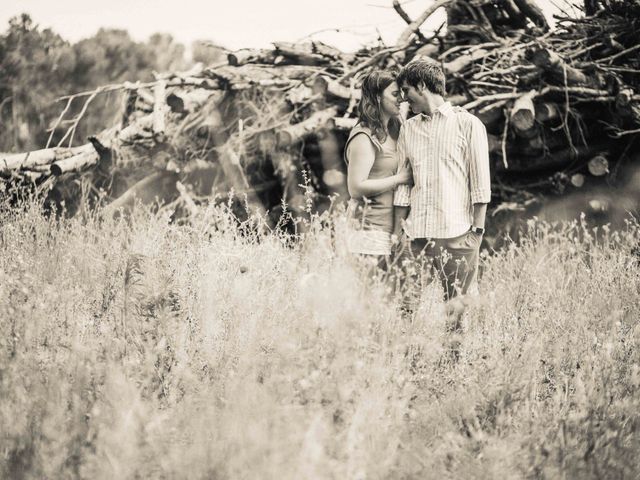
[1,196,639,479]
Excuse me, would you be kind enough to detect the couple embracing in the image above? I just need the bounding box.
[344,61,491,315]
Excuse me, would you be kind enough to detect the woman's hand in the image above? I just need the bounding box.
[396,164,413,186]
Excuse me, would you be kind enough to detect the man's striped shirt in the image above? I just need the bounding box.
[393,101,491,239]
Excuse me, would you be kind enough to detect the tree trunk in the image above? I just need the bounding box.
[512,0,550,30]
[1,144,94,175]
[444,49,489,74]
[276,107,338,147]
[227,49,278,67]
[531,47,598,87]
[312,76,360,102]
[152,81,169,143]
[51,148,100,176]
[166,88,215,114]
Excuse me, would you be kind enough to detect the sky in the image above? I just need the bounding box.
[0,0,571,52]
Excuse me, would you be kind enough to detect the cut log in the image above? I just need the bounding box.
[119,114,154,144]
[311,41,354,63]
[413,43,439,59]
[227,49,278,67]
[136,88,155,106]
[51,148,99,176]
[312,75,360,102]
[531,47,595,86]
[571,173,585,187]
[587,155,609,176]
[1,143,94,175]
[497,144,604,172]
[276,107,338,147]
[152,81,169,143]
[273,42,329,66]
[512,123,540,139]
[328,117,358,130]
[510,90,537,132]
[166,88,215,114]
[444,49,490,74]
[615,88,640,124]
[534,102,560,123]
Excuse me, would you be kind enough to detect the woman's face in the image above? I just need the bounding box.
[379,82,401,117]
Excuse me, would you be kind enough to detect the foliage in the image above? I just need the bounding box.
[1,194,639,479]
[0,14,206,153]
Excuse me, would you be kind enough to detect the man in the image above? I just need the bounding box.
[392,61,491,317]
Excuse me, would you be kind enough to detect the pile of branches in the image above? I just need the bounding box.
[1,0,639,220]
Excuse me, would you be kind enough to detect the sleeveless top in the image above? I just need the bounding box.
[344,125,397,235]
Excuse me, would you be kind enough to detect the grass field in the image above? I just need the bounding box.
[1,198,639,479]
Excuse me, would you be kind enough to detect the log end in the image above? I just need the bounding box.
[227,53,240,67]
[588,155,609,176]
[50,163,63,176]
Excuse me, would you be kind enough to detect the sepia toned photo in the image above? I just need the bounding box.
[1,0,639,478]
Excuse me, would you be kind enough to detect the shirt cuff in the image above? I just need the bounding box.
[471,189,491,204]
[393,185,411,206]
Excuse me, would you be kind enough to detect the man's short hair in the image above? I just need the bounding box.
[397,61,446,96]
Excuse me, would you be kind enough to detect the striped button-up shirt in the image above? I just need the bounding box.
[393,101,491,239]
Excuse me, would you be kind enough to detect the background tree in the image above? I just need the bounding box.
[0,14,191,152]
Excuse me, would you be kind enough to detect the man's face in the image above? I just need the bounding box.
[399,81,429,115]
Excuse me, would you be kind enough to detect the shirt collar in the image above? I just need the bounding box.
[418,101,453,121]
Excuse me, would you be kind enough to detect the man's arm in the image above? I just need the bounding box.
[468,116,491,229]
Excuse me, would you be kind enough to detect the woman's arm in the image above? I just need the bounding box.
[346,134,410,199]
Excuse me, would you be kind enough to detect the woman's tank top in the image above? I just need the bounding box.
[344,124,397,234]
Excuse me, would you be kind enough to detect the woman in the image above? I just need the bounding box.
[344,70,412,259]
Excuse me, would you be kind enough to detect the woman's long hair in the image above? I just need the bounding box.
[357,69,400,144]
